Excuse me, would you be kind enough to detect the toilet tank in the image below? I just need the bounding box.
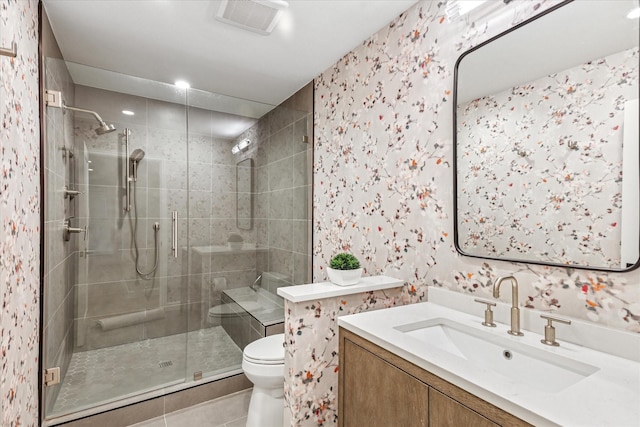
[261,272,290,293]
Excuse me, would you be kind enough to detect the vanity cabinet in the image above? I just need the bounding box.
[338,328,530,427]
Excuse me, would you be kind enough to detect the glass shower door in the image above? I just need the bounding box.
[42,58,192,420]
[41,57,297,424]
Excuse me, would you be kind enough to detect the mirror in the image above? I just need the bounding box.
[454,0,639,271]
[237,158,253,230]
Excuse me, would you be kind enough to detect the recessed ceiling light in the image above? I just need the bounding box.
[175,80,191,89]
[627,7,640,19]
[122,110,135,116]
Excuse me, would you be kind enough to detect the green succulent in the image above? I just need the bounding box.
[329,253,361,270]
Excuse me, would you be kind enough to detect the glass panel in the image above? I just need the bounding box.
[183,89,268,380]
[184,83,313,382]
[42,58,190,419]
[42,56,76,419]
[41,61,313,421]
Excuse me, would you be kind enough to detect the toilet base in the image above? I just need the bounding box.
[246,385,284,427]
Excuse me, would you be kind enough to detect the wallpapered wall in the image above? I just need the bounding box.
[457,47,639,270]
[0,0,638,425]
[0,0,41,426]
[313,0,640,333]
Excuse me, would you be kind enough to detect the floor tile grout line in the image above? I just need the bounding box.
[51,326,243,415]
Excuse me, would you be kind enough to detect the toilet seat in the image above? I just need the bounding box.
[207,303,238,318]
[243,333,284,365]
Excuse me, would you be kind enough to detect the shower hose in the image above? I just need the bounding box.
[130,179,159,279]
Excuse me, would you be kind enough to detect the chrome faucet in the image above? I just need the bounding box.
[493,276,524,336]
[250,274,262,291]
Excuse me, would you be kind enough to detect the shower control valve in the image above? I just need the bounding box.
[63,185,83,200]
[63,219,87,242]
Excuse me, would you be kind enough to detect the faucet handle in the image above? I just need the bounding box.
[474,298,497,327]
[540,314,571,347]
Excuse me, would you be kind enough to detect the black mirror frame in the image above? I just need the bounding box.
[452,0,640,273]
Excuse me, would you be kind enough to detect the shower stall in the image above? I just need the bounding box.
[41,55,313,425]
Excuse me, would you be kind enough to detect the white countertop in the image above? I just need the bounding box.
[277,275,403,303]
[338,301,640,426]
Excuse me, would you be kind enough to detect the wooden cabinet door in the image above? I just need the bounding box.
[429,389,499,427]
[342,339,429,427]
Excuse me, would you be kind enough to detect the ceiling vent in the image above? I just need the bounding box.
[216,0,288,35]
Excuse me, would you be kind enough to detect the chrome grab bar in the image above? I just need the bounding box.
[172,211,178,258]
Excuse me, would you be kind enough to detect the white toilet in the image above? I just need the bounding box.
[242,333,285,427]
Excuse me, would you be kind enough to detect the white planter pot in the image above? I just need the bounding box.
[327,267,363,286]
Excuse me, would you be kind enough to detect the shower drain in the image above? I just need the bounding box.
[159,360,173,368]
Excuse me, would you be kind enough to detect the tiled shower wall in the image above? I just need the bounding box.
[0,0,40,425]
[70,85,261,351]
[313,0,640,332]
[68,82,314,352]
[235,82,313,287]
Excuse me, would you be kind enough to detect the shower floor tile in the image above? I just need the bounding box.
[51,326,243,417]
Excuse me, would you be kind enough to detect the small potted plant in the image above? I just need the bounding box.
[327,253,363,286]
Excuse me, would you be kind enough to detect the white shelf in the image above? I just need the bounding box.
[277,275,403,303]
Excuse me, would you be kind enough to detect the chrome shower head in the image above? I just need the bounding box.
[96,121,116,135]
[62,103,117,135]
[129,149,145,162]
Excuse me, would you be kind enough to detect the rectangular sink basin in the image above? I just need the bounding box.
[395,318,599,393]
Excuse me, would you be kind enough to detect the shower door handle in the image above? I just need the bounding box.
[172,211,178,258]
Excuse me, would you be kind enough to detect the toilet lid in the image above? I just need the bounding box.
[208,304,238,317]
[243,333,285,365]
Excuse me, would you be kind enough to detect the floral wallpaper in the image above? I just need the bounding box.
[457,47,639,269]
[283,287,403,427]
[309,4,640,421]
[0,0,41,426]
[313,0,639,341]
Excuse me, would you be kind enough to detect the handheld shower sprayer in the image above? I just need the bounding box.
[129,149,146,181]
[124,135,157,280]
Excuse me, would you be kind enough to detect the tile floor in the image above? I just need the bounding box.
[52,327,243,416]
[128,389,252,427]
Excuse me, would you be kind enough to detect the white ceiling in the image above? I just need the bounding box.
[43,0,418,107]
